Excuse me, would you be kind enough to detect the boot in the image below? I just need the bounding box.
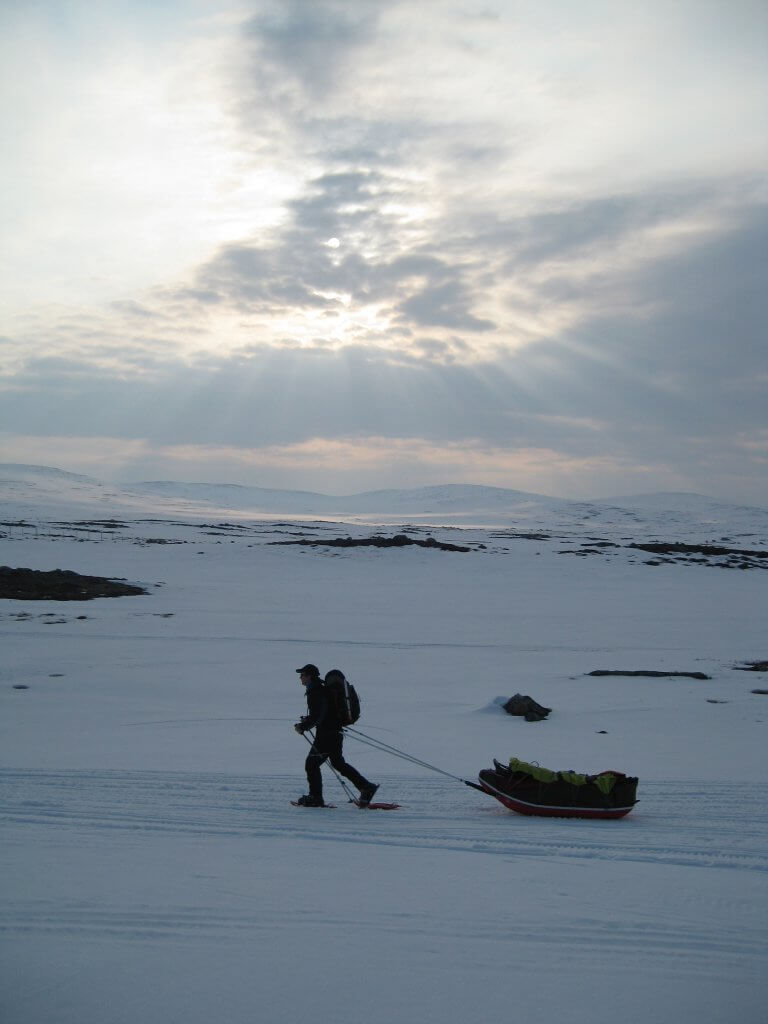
[296,794,325,807]
[357,783,379,808]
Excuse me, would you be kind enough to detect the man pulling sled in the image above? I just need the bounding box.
[293,664,379,808]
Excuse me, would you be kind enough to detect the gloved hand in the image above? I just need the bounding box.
[294,722,306,734]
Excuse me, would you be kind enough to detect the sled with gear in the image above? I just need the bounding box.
[471,757,638,819]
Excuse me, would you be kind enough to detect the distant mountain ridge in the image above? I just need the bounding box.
[120,479,768,516]
[1,465,766,530]
[594,491,757,511]
[0,464,96,483]
[131,478,561,512]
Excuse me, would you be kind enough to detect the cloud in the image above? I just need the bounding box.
[2,2,767,503]
[184,163,500,339]
[7,178,768,502]
[561,202,768,415]
[178,172,764,367]
[244,0,383,102]
[397,281,496,332]
[1,429,695,499]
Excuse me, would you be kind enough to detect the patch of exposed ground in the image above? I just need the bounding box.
[0,567,148,600]
[627,542,768,570]
[587,670,711,680]
[269,533,472,552]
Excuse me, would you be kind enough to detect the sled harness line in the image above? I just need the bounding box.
[344,725,471,785]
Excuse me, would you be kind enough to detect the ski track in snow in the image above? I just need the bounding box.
[2,770,766,983]
[0,628,686,653]
[2,900,762,967]
[3,769,767,870]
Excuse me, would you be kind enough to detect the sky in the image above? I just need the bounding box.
[1,0,767,503]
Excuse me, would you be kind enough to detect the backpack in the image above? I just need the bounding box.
[324,669,361,726]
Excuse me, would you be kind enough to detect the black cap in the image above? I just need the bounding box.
[296,664,320,678]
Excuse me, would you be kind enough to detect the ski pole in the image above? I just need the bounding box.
[301,729,359,804]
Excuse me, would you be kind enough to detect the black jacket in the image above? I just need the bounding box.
[301,678,342,734]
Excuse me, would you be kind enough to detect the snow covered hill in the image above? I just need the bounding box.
[2,464,767,539]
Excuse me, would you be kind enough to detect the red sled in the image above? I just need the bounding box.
[475,761,637,820]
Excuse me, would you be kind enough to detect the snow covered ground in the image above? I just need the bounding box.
[1,467,767,1023]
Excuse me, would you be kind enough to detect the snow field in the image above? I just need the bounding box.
[1,506,767,1024]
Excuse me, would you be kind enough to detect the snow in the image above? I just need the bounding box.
[1,467,767,1024]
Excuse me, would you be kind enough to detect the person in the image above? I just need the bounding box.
[293,664,378,807]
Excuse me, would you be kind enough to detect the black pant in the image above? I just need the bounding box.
[305,730,369,799]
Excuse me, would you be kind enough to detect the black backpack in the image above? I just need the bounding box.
[324,669,361,726]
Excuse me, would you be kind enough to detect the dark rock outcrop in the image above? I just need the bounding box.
[588,669,711,680]
[628,542,768,570]
[502,694,552,721]
[0,567,148,601]
[271,533,471,553]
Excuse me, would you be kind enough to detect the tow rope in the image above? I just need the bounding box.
[345,725,477,788]
[301,727,483,802]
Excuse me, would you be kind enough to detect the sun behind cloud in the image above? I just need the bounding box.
[1,1,766,503]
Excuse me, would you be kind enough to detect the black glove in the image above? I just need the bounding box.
[294,721,306,734]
